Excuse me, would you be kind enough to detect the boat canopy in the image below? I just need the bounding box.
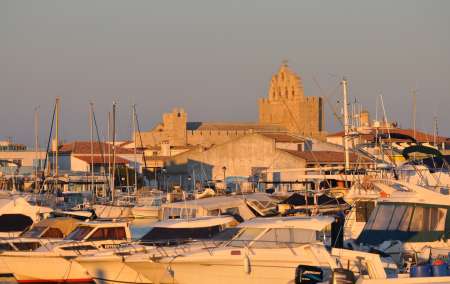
[374,133,417,143]
[152,216,237,229]
[281,193,347,207]
[30,217,81,237]
[161,195,256,220]
[402,145,443,160]
[408,155,450,172]
[139,216,237,243]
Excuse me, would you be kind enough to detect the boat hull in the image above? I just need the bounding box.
[77,255,152,284]
[0,253,92,283]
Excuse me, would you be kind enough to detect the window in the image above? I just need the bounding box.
[398,206,414,231]
[41,228,64,238]
[21,226,47,238]
[356,201,375,222]
[387,206,407,230]
[228,228,264,248]
[409,207,426,231]
[371,205,395,230]
[409,207,447,232]
[88,227,127,241]
[13,242,41,251]
[65,226,93,241]
[252,228,319,249]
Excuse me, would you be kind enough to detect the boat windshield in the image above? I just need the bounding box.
[228,227,320,248]
[139,225,224,244]
[20,226,47,238]
[364,204,447,232]
[227,228,265,247]
[358,203,448,244]
[65,226,94,241]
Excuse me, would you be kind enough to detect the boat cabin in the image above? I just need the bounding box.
[0,217,80,251]
[357,181,450,245]
[160,195,256,221]
[225,216,334,249]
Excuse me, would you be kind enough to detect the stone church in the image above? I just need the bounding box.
[138,62,324,152]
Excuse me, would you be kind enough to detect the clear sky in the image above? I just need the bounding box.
[1,1,449,146]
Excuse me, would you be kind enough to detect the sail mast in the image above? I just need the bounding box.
[111,102,117,203]
[89,102,95,196]
[55,97,60,178]
[341,78,350,172]
[34,106,39,191]
[132,105,138,192]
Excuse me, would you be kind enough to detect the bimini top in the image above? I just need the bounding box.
[162,195,249,210]
[153,216,237,229]
[32,217,81,237]
[238,216,334,231]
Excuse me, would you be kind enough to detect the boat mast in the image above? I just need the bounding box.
[55,97,60,178]
[107,111,111,199]
[132,104,138,192]
[34,106,39,191]
[111,102,117,203]
[412,89,417,142]
[89,102,95,196]
[341,78,350,172]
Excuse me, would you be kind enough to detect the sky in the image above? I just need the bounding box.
[1,1,449,146]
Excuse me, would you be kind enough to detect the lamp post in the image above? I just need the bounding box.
[162,167,167,192]
[222,166,227,182]
[187,175,192,192]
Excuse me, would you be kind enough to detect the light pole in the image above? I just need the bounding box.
[187,175,192,192]
[222,166,227,182]
[162,167,167,192]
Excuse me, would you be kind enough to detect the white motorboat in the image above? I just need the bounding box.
[349,179,450,266]
[76,216,239,284]
[0,220,132,283]
[0,195,53,238]
[126,216,339,284]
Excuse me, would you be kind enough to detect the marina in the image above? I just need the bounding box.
[1,1,450,283]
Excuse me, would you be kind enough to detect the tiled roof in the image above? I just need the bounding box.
[58,141,135,155]
[327,128,448,143]
[73,155,130,164]
[261,133,304,143]
[284,150,369,163]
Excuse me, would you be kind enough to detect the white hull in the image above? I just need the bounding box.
[77,255,152,284]
[0,253,92,283]
[127,245,334,284]
[131,207,159,219]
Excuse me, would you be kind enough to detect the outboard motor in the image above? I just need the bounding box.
[331,212,345,248]
[329,268,356,284]
[295,265,323,284]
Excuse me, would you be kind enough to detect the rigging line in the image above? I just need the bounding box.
[39,100,57,192]
[312,76,344,127]
[92,106,110,191]
[133,105,148,171]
